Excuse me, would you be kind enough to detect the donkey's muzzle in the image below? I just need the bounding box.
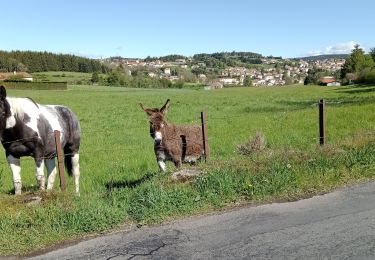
[154,131,162,144]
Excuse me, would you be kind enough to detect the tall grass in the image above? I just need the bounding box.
[0,84,374,255]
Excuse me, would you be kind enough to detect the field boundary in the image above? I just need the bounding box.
[1,81,68,90]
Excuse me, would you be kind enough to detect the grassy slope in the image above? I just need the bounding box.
[0,84,374,255]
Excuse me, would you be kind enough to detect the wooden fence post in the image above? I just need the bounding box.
[201,111,209,161]
[319,99,325,146]
[54,130,66,191]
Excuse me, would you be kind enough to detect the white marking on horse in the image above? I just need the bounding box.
[35,160,45,190]
[42,105,64,140]
[6,98,40,135]
[46,159,57,190]
[5,107,16,128]
[7,155,21,195]
[71,154,80,194]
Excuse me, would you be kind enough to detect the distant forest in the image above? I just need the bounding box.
[296,54,349,61]
[0,50,108,73]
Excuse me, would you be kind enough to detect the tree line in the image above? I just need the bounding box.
[0,50,108,73]
[304,45,375,85]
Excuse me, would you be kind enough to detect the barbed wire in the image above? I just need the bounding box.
[0,132,373,158]
[1,128,374,148]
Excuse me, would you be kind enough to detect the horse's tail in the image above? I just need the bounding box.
[64,148,74,176]
[58,105,80,177]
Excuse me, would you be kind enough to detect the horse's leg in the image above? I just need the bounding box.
[71,153,80,194]
[7,155,22,195]
[45,159,57,190]
[35,159,45,191]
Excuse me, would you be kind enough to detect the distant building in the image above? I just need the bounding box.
[0,72,33,81]
[124,59,140,66]
[164,68,171,75]
[198,74,207,83]
[319,76,341,86]
[148,72,157,78]
[204,81,223,90]
[219,77,239,86]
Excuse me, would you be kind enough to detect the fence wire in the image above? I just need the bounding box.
[0,99,374,167]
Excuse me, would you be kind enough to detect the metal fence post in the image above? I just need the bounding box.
[54,130,66,191]
[319,99,325,146]
[201,111,209,161]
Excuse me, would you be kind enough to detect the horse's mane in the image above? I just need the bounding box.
[25,97,39,108]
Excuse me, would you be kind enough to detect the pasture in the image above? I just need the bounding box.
[32,71,94,84]
[0,84,374,255]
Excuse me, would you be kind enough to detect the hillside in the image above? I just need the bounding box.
[296,54,349,61]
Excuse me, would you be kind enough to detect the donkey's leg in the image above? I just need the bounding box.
[71,153,80,194]
[7,155,22,195]
[173,158,182,169]
[35,159,45,191]
[46,159,57,190]
[155,150,167,172]
[158,160,166,172]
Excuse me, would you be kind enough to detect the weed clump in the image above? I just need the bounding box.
[237,132,266,156]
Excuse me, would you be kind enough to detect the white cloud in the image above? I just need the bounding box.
[307,41,364,56]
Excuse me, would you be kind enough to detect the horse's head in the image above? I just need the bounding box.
[0,86,11,136]
[140,99,170,143]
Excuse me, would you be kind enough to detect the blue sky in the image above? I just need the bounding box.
[1,0,374,58]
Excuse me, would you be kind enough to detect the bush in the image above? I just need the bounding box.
[237,132,266,156]
[358,68,375,83]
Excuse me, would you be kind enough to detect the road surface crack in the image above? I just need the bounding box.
[106,242,167,260]
[127,242,166,259]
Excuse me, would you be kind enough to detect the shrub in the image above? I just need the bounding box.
[237,132,266,156]
[359,68,375,83]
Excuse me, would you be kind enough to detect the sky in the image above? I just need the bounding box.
[1,0,374,59]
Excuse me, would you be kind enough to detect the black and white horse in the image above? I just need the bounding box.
[0,86,81,195]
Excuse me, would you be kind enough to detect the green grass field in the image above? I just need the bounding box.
[0,84,374,255]
[32,71,94,84]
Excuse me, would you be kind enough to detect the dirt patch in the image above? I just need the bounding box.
[171,169,203,182]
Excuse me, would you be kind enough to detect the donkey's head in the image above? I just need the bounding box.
[0,86,11,135]
[140,99,170,143]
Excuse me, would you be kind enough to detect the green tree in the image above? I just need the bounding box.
[106,69,128,86]
[304,68,327,85]
[341,44,375,79]
[243,76,253,87]
[369,47,375,63]
[91,71,100,84]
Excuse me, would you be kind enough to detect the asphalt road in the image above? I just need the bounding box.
[29,181,375,260]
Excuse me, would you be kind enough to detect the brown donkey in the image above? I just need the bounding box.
[140,99,205,172]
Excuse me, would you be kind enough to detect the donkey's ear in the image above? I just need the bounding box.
[139,103,155,116]
[160,99,170,114]
[0,86,7,100]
